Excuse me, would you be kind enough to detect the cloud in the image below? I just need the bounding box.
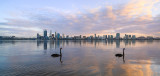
[0,0,160,37]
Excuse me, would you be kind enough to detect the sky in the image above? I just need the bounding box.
[0,0,160,37]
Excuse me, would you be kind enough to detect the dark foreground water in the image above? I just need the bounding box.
[0,40,160,76]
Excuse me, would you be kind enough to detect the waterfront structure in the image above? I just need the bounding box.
[74,36,81,39]
[50,30,52,37]
[66,35,69,39]
[124,34,128,39]
[57,33,60,39]
[137,36,145,40]
[90,35,93,39]
[111,35,113,39]
[129,35,132,39]
[62,34,65,38]
[108,35,111,39]
[44,29,48,40]
[37,33,40,39]
[116,33,120,39]
[35,29,159,40]
[105,35,107,39]
[44,30,47,37]
[83,36,86,39]
[52,34,54,38]
[132,35,136,39]
[55,32,57,39]
[98,35,100,39]
[103,35,107,39]
[147,36,153,39]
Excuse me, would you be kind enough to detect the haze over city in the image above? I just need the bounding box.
[0,0,160,37]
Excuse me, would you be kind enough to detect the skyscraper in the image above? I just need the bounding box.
[55,32,57,38]
[63,34,65,38]
[50,30,52,37]
[43,29,48,40]
[132,35,136,39]
[125,34,128,39]
[116,33,120,39]
[111,35,113,39]
[129,35,131,39]
[37,33,40,39]
[44,29,47,37]
[57,33,60,39]
[52,34,54,38]
[108,35,111,39]
[66,35,69,39]
[105,35,107,39]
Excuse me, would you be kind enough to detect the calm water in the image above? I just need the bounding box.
[0,40,160,76]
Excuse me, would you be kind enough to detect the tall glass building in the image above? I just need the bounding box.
[57,33,60,39]
[44,29,47,37]
[44,29,48,40]
[116,33,120,39]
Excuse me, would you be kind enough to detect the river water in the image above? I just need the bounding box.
[0,40,160,76]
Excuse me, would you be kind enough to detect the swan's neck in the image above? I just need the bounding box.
[123,49,124,55]
[60,49,62,55]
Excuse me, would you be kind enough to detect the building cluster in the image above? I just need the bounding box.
[37,29,69,40]
[37,30,160,40]
[0,36,36,40]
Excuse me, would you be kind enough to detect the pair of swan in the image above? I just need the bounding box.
[51,48,125,57]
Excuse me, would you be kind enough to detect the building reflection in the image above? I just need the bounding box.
[116,40,120,48]
[44,40,47,50]
[36,40,154,51]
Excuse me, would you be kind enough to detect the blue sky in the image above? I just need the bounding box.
[0,0,160,37]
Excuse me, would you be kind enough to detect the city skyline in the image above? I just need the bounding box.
[35,29,157,40]
[0,0,160,37]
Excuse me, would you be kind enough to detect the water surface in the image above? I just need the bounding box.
[0,40,160,76]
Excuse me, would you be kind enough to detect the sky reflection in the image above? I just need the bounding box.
[0,40,160,76]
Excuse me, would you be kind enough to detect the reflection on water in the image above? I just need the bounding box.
[0,40,160,76]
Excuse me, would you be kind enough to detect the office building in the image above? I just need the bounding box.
[108,35,111,39]
[37,33,40,39]
[129,35,132,39]
[111,35,113,39]
[103,35,107,39]
[55,32,57,38]
[125,34,128,39]
[57,33,60,39]
[62,34,65,38]
[50,30,52,37]
[44,29,48,40]
[66,35,69,39]
[132,35,136,39]
[52,34,54,38]
[94,34,96,39]
[116,33,120,39]
[44,29,47,37]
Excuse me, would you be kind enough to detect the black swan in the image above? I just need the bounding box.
[115,48,125,57]
[51,48,62,57]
